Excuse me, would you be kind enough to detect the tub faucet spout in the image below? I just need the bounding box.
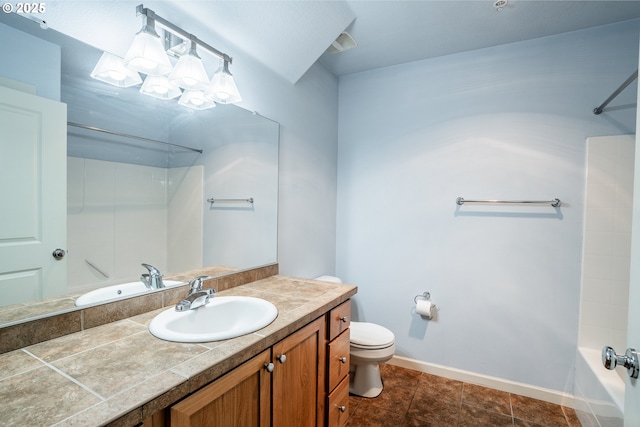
[141,263,164,289]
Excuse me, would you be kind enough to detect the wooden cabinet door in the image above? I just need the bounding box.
[327,329,350,392]
[170,349,272,427]
[272,316,326,427]
[327,301,350,341]
[327,376,349,427]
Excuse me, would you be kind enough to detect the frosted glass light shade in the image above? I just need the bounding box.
[124,30,173,76]
[90,52,142,87]
[169,44,209,90]
[205,61,242,104]
[178,90,216,110]
[140,75,181,100]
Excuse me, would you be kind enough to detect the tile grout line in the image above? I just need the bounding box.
[22,348,106,401]
[459,382,465,425]
[508,392,515,426]
[403,372,423,424]
[28,328,150,365]
[0,349,51,382]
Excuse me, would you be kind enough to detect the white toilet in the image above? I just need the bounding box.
[315,276,396,398]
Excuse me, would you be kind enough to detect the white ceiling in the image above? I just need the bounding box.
[22,1,640,84]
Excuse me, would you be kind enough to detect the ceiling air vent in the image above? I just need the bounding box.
[326,32,357,54]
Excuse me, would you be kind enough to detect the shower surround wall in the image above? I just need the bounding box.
[67,158,203,292]
[573,135,634,425]
[336,20,639,396]
[580,136,634,358]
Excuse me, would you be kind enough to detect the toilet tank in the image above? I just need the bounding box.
[315,275,342,283]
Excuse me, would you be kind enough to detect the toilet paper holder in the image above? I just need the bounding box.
[414,291,433,304]
[414,291,437,319]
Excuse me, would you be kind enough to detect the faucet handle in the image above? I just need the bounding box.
[189,276,212,292]
[141,263,160,275]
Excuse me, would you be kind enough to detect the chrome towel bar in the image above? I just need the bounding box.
[207,197,254,204]
[456,197,561,207]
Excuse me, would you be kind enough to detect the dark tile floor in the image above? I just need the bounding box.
[346,363,582,427]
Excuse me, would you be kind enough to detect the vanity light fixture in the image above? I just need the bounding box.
[123,10,173,76]
[91,4,241,110]
[205,59,242,104]
[169,39,210,90]
[90,52,142,87]
[140,75,181,100]
[179,89,216,110]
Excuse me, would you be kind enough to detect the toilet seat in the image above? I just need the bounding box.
[350,322,395,349]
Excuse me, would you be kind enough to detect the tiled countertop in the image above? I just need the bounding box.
[0,275,357,427]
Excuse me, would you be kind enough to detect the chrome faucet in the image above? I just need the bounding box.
[140,263,164,289]
[175,276,215,311]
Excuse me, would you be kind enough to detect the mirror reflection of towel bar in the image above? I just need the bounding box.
[207,198,254,204]
[456,197,561,207]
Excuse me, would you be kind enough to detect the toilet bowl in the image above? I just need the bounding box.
[349,321,395,397]
[315,275,396,398]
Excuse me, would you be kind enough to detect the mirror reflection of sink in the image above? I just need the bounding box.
[75,280,185,306]
[149,296,278,343]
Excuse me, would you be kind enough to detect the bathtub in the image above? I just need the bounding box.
[574,347,624,426]
[75,280,184,306]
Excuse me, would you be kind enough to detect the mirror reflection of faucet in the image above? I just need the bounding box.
[140,263,164,289]
[175,276,215,311]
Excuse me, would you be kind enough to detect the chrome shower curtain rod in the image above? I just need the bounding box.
[67,122,203,154]
[593,69,638,115]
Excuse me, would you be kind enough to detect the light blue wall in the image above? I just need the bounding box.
[336,20,639,392]
[0,23,60,100]
[232,50,340,278]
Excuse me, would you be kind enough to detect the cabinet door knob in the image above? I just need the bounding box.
[277,354,287,364]
[340,316,348,323]
[339,357,347,364]
[264,362,274,373]
[338,405,346,413]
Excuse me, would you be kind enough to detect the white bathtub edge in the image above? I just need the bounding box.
[577,347,625,412]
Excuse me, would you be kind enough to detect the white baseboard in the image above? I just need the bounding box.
[387,355,578,409]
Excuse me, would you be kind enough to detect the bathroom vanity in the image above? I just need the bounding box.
[146,301,352,427]
[0,271,356,427]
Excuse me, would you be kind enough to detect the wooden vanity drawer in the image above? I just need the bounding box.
[328,300,350,341]
[327,376,349,427]
[328,329,350,391]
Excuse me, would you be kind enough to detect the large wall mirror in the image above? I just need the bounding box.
[0,13,279,326]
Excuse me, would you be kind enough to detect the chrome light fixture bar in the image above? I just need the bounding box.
[136,4,232,65]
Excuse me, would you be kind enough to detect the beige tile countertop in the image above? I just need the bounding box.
[0,275,357,427]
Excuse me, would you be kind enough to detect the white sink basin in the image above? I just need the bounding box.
[75,280,184,306]
[149,296,278,343]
